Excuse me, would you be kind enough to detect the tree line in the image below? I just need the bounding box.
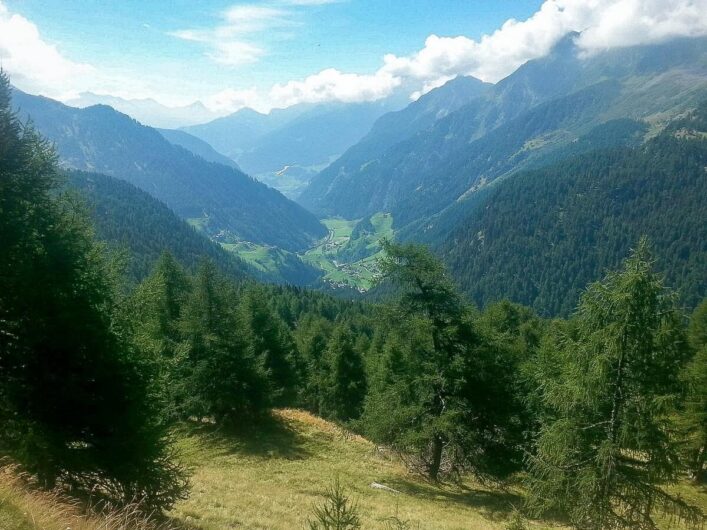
[1,71,705,528]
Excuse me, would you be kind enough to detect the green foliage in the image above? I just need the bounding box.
[363,241,525,480]
[442,111,707,316]
[526,239,702,529]
[306,479,362,530]
[676,299,707,482]
[0,70,186,510]
[320,324,367,423]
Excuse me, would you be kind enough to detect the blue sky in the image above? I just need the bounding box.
[4,1,541,85]
[1,0,705,114]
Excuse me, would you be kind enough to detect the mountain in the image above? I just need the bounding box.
[184,98,405,197]
[302,76,491,204]
[299,37,707,225]
[66,92,221,128]
[182,105,308,160]
[66,170,252,282]
[12,89,327,252]
[156,128,241,170]
[437,106,707,316]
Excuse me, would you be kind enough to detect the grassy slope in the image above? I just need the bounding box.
[170,410,707,530]
[2,411,705,529]
[0,467,162,530]
[171,409,527,530]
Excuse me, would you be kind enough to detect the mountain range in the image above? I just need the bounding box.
[299,36,707,234]
[11,89,326,252]
[183,97,406,197]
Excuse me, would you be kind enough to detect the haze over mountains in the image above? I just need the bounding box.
[183,96,406,197]
[8,33,707,313]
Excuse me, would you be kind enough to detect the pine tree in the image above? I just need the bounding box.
[177,261,268,423]
[526,239,703,529]
[239,285,299,407]
[678,299,707,481]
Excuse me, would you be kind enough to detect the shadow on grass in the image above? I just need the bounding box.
[382,477,522,523]
[179,412,313,461]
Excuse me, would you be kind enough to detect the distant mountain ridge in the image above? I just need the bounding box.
[299,37,707,230]
[66,92,221,128]
[183,96,406,197]
[12,89,326,252]
[156,128,241,170]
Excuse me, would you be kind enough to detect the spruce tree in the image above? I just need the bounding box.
[177,261,268,423]
[321,323,367,423]
[526,239,703,529]
[678,299,707,481]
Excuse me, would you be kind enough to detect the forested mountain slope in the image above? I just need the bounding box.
[300,37,707,225]
[66,170,252,282]
[438,106,707,316]
[301,75,491,205]
[11,89,326,252]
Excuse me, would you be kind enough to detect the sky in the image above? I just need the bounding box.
[1,0,706,115]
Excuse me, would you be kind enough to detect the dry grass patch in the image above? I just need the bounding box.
[0,465,175,530]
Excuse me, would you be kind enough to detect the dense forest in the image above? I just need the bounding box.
[1,70,705,529]
[439,105,707,316]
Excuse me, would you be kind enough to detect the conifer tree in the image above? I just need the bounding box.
[239,285,299,406]
[321,323,367,423]
[678,299,707,481]
[363,241,523,480]
[177,261,267,423]
[0,70,185,509]
[526,239,703,529]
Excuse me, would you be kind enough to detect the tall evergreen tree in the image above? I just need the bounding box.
[0,70,185,509]
[677,299,707,482]
[363,241,523,480]
[321,323,367,423]
[177,261,268,423]
[239,285,299,407]
[526,239,703,529]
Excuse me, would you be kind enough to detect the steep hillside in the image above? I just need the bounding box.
[300,37,707,224]
[156,128,241,170]
[301,75,491,206]
[12,90,326,252]
[66,170,252,282]
[438,108,707,316]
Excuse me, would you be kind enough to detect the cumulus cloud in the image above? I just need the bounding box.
[262,0,707,107]
[269,68,401,106]
[0,1,94,99]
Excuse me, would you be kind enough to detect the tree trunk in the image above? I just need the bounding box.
[429,435,444,481]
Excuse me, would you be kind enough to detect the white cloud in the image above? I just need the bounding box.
[269,68,400,106]
[170,4,293,67]
[265,0,707,108]
[0,1,94,99]
[3,0,707,119]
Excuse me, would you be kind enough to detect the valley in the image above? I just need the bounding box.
[1,5,707,529]
[218,213,394,291]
